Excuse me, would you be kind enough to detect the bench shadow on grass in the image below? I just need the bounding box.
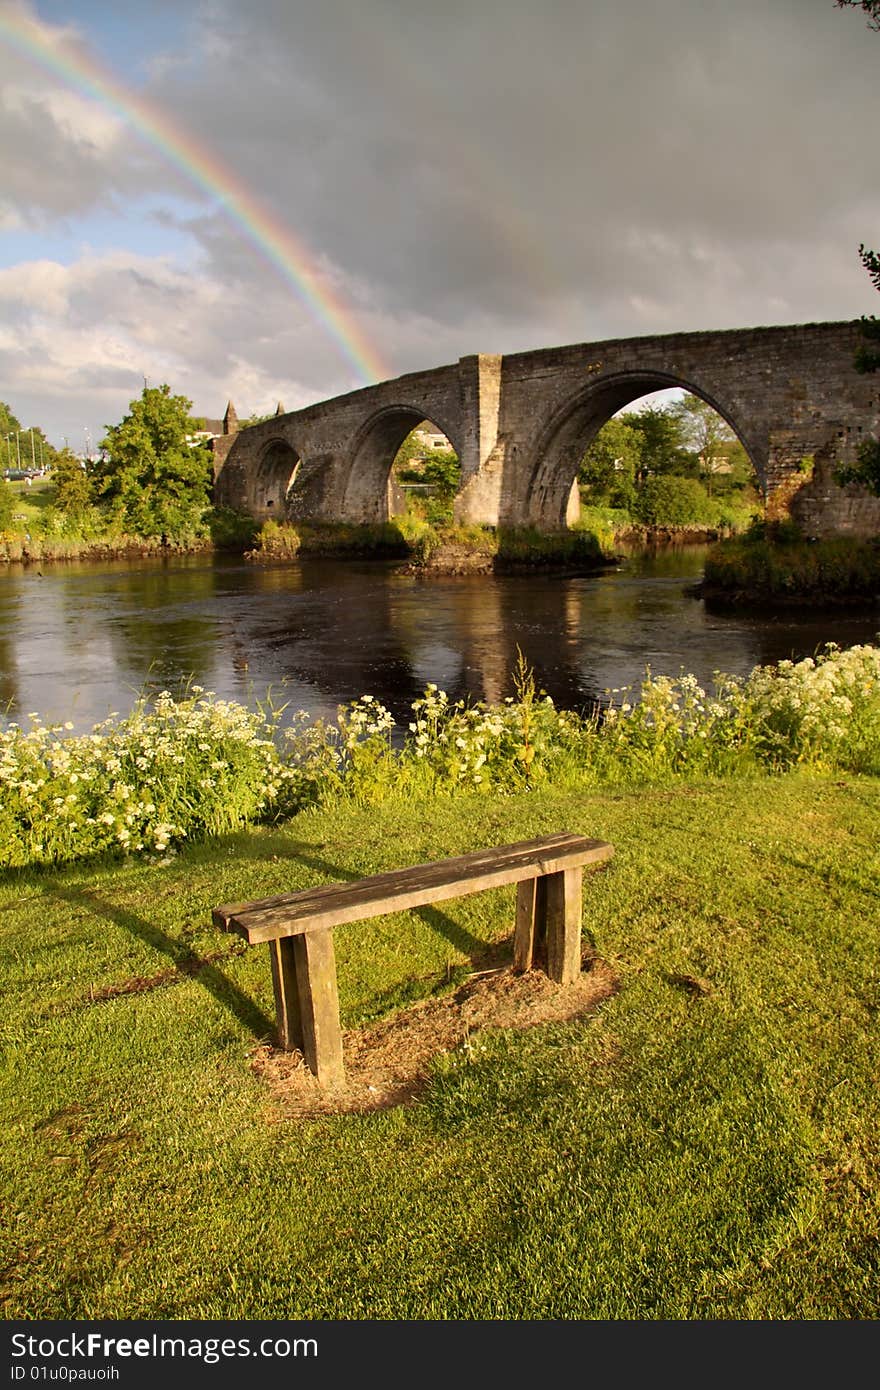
[44,879,276,1040]
[42,834,495,1045]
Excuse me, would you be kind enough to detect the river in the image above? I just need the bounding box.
[0,546,877,734]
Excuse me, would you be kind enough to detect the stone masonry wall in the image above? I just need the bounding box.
[213,321,880,536]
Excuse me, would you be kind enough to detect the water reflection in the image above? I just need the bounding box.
[0,548,877,733]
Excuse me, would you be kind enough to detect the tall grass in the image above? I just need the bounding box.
[248,518,411,560]
[703,534,880,599]
[3,643,879,871]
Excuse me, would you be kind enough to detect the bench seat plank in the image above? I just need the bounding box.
[214,833,613,944]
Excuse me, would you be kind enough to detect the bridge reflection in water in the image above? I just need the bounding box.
[0,548,878,735]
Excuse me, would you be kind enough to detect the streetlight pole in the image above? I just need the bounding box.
[15,432,20,468]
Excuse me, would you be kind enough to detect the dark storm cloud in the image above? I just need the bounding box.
[0,0,878,442]
[148,0,879,340]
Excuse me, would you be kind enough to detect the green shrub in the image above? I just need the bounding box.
[208,506,260,549]
[635,476,714,527]
[0,480,14,531]
[704,536,880,597]
[496,525,611,565]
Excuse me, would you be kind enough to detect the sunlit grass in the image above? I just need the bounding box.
[0,773,877,1318]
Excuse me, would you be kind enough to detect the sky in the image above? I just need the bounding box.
[0,0,878,451]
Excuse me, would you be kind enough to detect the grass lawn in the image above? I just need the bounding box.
[0,771,878,1319]
[4,477,54,533]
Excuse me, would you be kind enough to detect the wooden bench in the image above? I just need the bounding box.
[213,831,614,1086]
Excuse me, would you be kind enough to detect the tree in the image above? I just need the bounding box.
[625,406,689,479]
[94,385,213,539]
[836,1,880,29]
[668,394,738,496]
[634,475,714,528]
[398,448,461,500]
[853,245,880,376]
[0,401,22,472]
[577,417,642,507]
[51,447,93,515]
[0,479,14,530]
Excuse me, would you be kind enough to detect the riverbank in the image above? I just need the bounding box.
[699,534,880,607]
[2,770,877,1318]
[4,642,877,870]
[0,533,215,564]
[246,518,619,574]
[1,504,741,572]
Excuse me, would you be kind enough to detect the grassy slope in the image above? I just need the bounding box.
[1,772,878,1320]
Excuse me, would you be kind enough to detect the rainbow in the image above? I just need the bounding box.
[0,8,391,386]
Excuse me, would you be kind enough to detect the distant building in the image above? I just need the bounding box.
[412,425,454,454]
[187,402,238,448]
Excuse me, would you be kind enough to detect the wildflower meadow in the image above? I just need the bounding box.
[2,642,879,870]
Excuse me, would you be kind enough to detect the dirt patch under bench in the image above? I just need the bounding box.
[250,954,617,1119]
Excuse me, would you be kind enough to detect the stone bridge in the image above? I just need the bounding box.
[212,320,880,536]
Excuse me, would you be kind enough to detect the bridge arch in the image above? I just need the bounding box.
[253,437,301,518]
[524,370,760,529]
[342,404,463,523]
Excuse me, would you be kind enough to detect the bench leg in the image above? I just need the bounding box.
[513,869,582,984]
[269,932,345,1087]
[513,875,546,972]
[545,866,583,985]
[269,937,305,1053]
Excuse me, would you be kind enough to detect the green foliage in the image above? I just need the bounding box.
[496,524,611,566]
[0,405,61,475]
[669,393,738,493]
[4,644,879,871]
[836,0,880,30]
[635,475,714,527]
[834,436,880,494]
[94,385,212,540]
[0,688,294,869]
[397,442,462,525]
[859,241,880,292]
[0,399,22,437]
[626,405,689,477]
[0,478,14,530]
[207,505,260,549]
[579,401,758,528]
[392,424,433,472]
[250,518,411,560]
[578,417,641,507]
[51,447,93,514]
[704,535,880,599]
[853,304,880,378]
[398,448,461,500]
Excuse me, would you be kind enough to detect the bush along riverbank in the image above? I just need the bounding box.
[0,499,259,565]
[699,524,880,606]
[3,643,879,872]
[246,516,618,573]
